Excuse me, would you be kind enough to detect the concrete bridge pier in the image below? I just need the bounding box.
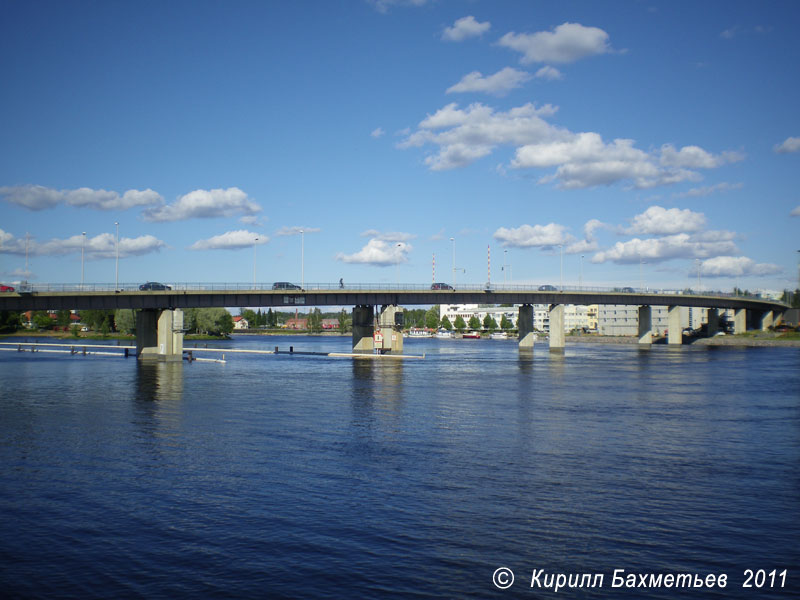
[638,305,652,346]
[734,308,747,334]
[377,305,404,354]
[518,304,535,351]
[707,308,719,337]
[136,309,184,362]
[352,305,374,354]
[549,304,565,352]
[667,305,682,345]
[759,310,774,331]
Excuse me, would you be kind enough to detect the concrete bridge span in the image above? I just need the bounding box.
[0,283,788,359]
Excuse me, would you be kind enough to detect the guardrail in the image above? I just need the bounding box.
[3,281,777,301]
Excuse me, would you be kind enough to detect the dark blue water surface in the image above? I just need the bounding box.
[1,335,798,599]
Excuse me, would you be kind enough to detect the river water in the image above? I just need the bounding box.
[0,335,798,598]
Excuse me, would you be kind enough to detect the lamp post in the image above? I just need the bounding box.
[114,222,119,290]
[81,232,86,290]
[450,237,456,287]
[696,258,701,292]
[396,243,402,286]
[253,236,258,288]
[300,229,304,289]
[580,254,584,288]
[559,244,564,291]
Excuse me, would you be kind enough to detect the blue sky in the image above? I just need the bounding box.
[1,0,798,293]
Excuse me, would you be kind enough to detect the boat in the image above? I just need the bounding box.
[435,329,453,339]
[405,328,432,338]
[461,331,481,339]
[490,331,508,339]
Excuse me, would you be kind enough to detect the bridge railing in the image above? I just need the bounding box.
[7,281,775,301]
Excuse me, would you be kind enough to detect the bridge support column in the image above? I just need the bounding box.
[518,304,535,351]
[137,309,184,362]
[759,310,774,331]
[352,305,374,354]
[707,308,719,337]
[734,308,747,334]
[377,305,404,354]
[668,305,682,345]
[549,304,564,351]
[638,305,652,346]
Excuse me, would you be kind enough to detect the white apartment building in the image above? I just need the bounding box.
[597,305,735,336]
[439,304,595,333]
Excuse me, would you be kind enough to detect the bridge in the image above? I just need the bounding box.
[0,282,788,361]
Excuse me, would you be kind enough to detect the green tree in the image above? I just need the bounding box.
[114,309,136,334]
[483,314,498,331]
[56,310,72,327]
[338,309,351,332]
[468,315,481,330]
[32,311,54,330]
[81,309,114,331]
[308,308,323,332]
[267,308,277,328]
[442,315,454,331]
[0,311,22,333]
[425,306,440,330]
[451,315,464,332]
[194,308,233,335]
[500,315,512,330]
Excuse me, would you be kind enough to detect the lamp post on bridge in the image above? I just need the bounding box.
[450,237,456,287]
[253,236,258,288]
[81,232,86,291]
[114,222,119,290]
[300,229,304,289]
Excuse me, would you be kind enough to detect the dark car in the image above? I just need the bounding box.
[0,284,14,292]
[272,282,302,290]
[139,282,172,291]
[538,284,557,291]
[621,287,636,293]
[431,282,454,290]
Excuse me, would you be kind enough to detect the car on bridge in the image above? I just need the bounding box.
[0,284,14,292]
[538,284,557,291]
[139,282,172,291]
[272,282,303,291]
[431,282,454,290]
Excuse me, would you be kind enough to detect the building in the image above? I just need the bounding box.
[233,316,249,330]
[439,304,594,333]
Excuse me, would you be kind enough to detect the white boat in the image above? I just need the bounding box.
[405,328,432,338]
[435,329,453,338]
[490,331,508,339]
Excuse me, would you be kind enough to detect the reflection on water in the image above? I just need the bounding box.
[0,338,798,599]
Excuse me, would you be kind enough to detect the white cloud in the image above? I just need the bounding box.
[591,233,739,264]
[0,230,167,258]
[189,230,269,251]
[335,239,411,266]
[0,184,164,211]
[399,102,563,171]
[700,256,781,278]
[360,229,416,242]
[371,127,385,138]
[446,67,531,96]
[142,187,260,222]
[534,66,564,80]
[659,144,743,168]
[626,206,706,236]
[442,15,491,42]
[275,226,321,236]
[400,102,740,188]
[791,206,800,217]
[370,0,428,13]
[774,136,800,153]
[498,22,611,64]
[676,182,743,197]
[493,223,574,249]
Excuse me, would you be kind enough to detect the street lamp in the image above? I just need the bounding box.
[300,229,304,289]
[559,244,564,291]
[580,254,584,288]
[81,232,86,290]
[253,236,259,288]
[396,243,402,286]
[450,237,456,287]
[114,222,119,290]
